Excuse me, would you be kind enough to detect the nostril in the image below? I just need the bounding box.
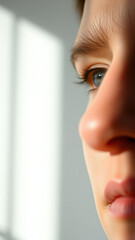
[107,136,135,146]
[107,137,135,155]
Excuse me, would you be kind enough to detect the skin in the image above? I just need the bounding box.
[73,0,135,239]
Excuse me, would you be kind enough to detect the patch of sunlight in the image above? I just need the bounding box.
[0,6,15,232]
[12,19,63,240]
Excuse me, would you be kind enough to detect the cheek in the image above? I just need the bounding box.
[82,141,112,220]
[82,141,111,191]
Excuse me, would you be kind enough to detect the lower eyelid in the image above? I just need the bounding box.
[90,88,97,94]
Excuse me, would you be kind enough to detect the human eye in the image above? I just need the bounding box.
[78,66,107,93]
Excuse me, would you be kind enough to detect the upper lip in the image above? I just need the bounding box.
[104,177,135,204]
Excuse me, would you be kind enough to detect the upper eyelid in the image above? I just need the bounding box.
[78,63,109,75]
[81,65,109,81]
[83,68,96,81]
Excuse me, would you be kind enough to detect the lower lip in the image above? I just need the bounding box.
[109,197,135,218]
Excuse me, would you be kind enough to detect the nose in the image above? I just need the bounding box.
[79,55,135,154]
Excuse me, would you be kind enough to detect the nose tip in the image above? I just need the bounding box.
[79,106,135,154]
[79,114,114,151]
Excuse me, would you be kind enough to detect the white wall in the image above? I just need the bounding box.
[0,0,108,240]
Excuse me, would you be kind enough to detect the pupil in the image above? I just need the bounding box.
[93,69,106,87]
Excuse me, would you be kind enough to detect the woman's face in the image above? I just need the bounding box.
[72,0,135,239]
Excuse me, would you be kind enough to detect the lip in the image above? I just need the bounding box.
[104,178,135,218]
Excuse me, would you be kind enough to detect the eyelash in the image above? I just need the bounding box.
[77,67,107,93]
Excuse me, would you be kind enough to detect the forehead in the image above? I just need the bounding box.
[76,0,135,46]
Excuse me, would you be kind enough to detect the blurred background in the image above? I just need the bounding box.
[0,0,108,239]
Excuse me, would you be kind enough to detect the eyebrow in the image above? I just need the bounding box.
[71,26,109,68]
[71,2,126,68]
